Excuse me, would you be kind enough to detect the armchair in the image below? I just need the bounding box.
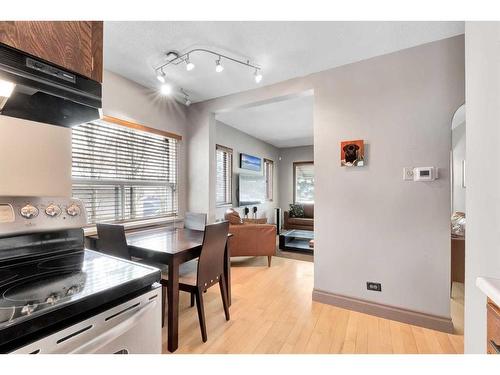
[224,209,276,266]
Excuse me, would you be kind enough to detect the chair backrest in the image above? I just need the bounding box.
[184,212,207,231]
[96,223,131,260]
[196,221,229,290]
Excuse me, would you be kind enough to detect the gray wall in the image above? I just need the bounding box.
[464,22,500,353]
[214,120,279,222]
[187,35,464,319]
[0,70,189,216]
[277,146,314,211]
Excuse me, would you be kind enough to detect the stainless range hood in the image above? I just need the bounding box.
[0,43,101,127]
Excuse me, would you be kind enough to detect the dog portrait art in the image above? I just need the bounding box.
[340,140,365,167]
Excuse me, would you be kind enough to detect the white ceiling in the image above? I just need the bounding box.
[104,21,464,103]
[216,94,314,148]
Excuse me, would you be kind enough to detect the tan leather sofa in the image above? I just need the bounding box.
[284,204,314,230]
[224,209,276,267]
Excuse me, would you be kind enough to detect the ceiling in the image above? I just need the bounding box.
[104,21,464,103]
[216,94,314,148]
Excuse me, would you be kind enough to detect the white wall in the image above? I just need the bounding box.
[464,22,500,353]
[214,120,279,222]
[452,118,466,213]
[187,35,464,319]
[277,145,314,210]
[0,116,72,197]
[0,70,189,216]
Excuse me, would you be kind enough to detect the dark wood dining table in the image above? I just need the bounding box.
[124,226,232,352]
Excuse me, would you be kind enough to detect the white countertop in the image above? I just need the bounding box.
[476,277,500,307]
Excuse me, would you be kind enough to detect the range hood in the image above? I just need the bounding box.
[0,43,101,127]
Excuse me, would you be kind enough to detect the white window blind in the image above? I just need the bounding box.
[216,145,233,206]
[264,158,274,201]
[294,162,314,204]
[72,119,178,224]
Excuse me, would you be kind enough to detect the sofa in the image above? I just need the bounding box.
[283,204,314,231]
[224,209,276,267]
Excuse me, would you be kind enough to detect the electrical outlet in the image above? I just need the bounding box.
[367,282,382,292]
[403,167,414,181]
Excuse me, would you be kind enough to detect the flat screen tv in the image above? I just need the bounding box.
[238,174,266,206]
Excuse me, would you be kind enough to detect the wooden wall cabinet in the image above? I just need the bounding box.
[487,298,500,354]
[0,21,103,82]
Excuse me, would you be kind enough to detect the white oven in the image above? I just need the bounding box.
[11,287,162,354]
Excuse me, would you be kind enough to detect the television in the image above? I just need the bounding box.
[238,174,266,206]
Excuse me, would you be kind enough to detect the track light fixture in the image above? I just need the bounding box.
[180,88,191,106]
[215,57,224,73]
[156,70,166,83]
[154,48,263,96]
[254,69,263,83]
[160,83,172,96]
[185,54,195,71]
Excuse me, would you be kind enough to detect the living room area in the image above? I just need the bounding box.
[214,91,315,264]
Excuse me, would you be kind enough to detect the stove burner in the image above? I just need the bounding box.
[38,252,84,271]
[0,307,15,324]
[3,271,86,314]
[0,270,17,287]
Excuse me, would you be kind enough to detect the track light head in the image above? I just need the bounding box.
[160,83,172,96]
[254,69,263,83]
[186,54,195,71]
[156,69,166,83]
[215,58,224,73]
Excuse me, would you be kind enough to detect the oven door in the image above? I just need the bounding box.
[12,287,161,354]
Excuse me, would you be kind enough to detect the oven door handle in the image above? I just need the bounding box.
[69,299,157,354]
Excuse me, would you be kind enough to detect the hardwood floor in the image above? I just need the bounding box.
[163,256,464,354]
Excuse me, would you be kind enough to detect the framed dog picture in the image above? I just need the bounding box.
[341,140,365,167]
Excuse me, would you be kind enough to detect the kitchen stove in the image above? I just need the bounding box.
[0,197,161,354]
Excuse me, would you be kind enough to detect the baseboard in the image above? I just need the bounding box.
[312,289,454,333]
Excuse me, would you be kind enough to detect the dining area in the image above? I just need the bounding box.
[87,213,232,353]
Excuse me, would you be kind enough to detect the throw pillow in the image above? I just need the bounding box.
[226,210,243,225]
[289,204,305,218]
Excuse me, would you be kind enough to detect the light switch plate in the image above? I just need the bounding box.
[403,167,414,181]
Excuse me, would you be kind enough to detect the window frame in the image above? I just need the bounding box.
[71,116,181,225]
[293,161,315,204]
[216,144,234,207]
[264,158,274,202]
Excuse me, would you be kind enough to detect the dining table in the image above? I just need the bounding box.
[123,226,232,352]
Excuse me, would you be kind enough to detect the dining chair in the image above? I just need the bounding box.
[184,212,207,231]
[96,223,172,326]
[179,220,230,342]
[96,223,131,260]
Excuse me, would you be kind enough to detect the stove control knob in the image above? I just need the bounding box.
[66,203,81,217]
[20,204,39,219]
[21,303,38,316]
[46,293,60,305]
[45,204,61,217]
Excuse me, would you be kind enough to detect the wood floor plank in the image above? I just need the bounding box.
[163,256,463,354]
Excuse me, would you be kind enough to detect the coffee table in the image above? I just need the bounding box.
[279,229,314,253]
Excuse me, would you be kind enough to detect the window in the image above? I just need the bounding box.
[264,158,274,201]
[294,161,314,204]
[216,145,233,206]
[72,118,179,224]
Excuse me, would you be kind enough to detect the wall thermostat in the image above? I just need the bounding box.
[413,167,437,181]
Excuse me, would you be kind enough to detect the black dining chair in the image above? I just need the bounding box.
[184,212,207,231]
[179,220,230,342]
[96,223,172,326]
[96,223,131,260]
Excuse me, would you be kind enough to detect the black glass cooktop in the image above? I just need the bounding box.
[0,247,161,352]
